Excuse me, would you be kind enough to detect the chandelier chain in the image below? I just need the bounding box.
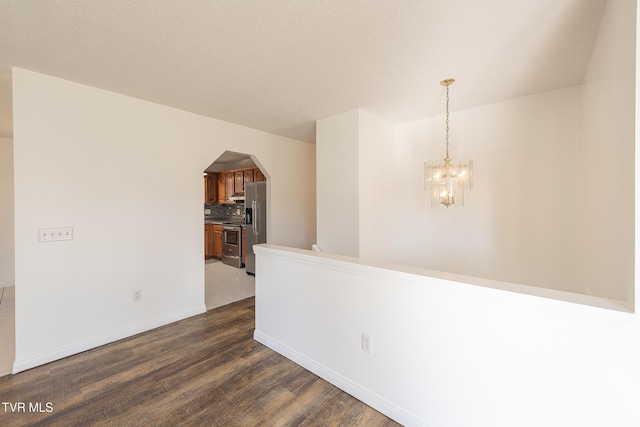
[445,83,450,160]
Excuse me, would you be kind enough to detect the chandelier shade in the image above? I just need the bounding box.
[424,78,473,208]
[425,159,473,207]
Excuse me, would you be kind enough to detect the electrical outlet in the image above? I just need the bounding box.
[362,333,372,354]
[132,290,142,302]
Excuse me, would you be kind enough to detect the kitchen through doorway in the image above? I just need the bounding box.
[203,150,268,310]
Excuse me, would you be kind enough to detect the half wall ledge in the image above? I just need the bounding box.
[254,244,633,314]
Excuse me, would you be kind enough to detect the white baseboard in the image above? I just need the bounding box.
[13,304,207,374]
[253,330,426,427]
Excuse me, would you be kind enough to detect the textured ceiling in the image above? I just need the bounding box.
[0,0,608,142]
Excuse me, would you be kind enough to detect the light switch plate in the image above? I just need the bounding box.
[38,227,73,242]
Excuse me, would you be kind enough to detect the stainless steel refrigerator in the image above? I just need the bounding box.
[244,181,267,275]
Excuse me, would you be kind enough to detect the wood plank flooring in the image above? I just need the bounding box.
[0,297,401,426]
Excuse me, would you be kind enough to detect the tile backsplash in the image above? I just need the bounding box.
[205,203,244,220]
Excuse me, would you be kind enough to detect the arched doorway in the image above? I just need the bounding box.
[202,150,269,310]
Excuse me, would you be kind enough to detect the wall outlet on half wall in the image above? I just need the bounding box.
[362,333,372,354]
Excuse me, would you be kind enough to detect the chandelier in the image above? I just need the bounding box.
[424,79,473,208]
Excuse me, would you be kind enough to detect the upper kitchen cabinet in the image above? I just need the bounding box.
[205,166,265,203]
[204,173,217,203]
[254,168,266,182]
[235,171,244,194]
[205,152,266,202]
[217,173,226,203]
[244,169,254,186]
[225,172,235,199]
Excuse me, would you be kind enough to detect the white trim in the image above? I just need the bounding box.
[254,330,428,427]
[12,304,206,374]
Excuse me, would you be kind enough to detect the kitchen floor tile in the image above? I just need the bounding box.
[205,260,255,311]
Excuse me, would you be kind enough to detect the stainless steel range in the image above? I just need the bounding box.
[221,224,243,268]
[205,202,245,268]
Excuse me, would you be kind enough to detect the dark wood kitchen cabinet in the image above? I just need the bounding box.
[204,173,217,203]
[226,172,235,199]
[205,224,215,258]
[208,167,265,203]
[213,225,223,258]
[217,173,226,203]
[254,168,266,182]
[243,169,253,187]
[205,224,223,259]
[235,171,244,194]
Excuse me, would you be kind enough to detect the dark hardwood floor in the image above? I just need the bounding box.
[0,298,401,426]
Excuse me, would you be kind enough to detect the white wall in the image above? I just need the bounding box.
[316,108,394,259]
[316,109,360,256]
[317,89,590,296]
[0,136,14,286]
[315,0,635,303]
[11,68,316,371]
[392,87,589,295]
[358,109,394,260]
[254,244,640,427]
[582,0,636,302]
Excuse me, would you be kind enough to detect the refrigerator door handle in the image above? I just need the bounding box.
[252,200,260,236]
